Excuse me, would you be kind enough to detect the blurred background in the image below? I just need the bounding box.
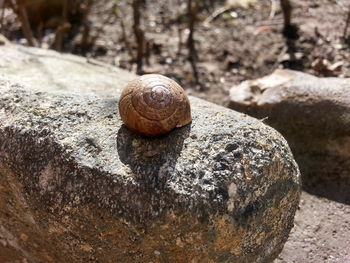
[1,0,349,105]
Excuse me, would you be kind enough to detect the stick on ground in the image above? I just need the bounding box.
[343,4,350,39]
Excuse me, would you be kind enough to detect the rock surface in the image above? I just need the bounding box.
[0,45,300,263]
[229,69,350,203]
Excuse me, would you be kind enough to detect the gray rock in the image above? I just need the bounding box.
[0,44,135,96]
[0,45,300,263]
[229,69,350,203]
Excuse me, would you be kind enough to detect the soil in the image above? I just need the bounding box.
[275,192,350,263]
[2,0,350,262]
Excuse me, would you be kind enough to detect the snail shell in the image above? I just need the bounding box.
[118,74,192,136]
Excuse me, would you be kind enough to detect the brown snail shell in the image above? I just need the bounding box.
[118,74,192,136]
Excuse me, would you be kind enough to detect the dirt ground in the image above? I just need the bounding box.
[275,192,350,263]
[79,0,350,106]
[2,0,350,262]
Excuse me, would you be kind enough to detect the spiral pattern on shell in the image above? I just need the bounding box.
[118,74,192,136]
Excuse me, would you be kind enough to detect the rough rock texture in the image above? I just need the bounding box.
[0,45,300,263]
[229,69,350,204]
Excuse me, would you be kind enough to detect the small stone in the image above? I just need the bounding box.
[80,244,93,252]
[20,233,28,242]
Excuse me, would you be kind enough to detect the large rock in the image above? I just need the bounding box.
[229,69,350,203]
[0,45,301,263]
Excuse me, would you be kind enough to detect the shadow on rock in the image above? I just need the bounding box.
[296,154,350,205]
[304,181,350,206]
[117,124,191,189]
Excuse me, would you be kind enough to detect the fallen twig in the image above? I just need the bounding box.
[343,4,350,39]
[79,0,93,50]
[203,6,231,26]
[269,0,277,19]
[256,19,283,27]
[0,0,5,34]
[280,0,291,29]
[132,0,145,74]
[187,0,201,88]
[54,0,69,51]
[9,0,35,46]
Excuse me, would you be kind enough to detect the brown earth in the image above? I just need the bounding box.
[275,192,350,263]
[2,0,350,262]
